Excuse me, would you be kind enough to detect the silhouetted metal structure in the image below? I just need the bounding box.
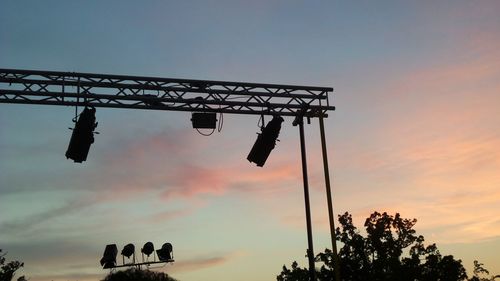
[0,68,333,116]
[100,244,118,269]
[141,242,155,258]
[65,106,98,162]
[247,115,284,167]
[191,112,217,129]
[156,243,174,261]
[0,68,339,281]
[100,242,175,270]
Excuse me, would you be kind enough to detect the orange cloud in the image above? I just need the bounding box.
[327,31,500,244]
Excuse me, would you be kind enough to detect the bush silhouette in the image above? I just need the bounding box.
[102,268,177,281]
[0,249,26,281]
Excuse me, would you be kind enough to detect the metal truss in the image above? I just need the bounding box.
[0,68,337,281]
[0,68,334,118]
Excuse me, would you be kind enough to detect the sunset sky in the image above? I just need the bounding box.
[1,1,499,281]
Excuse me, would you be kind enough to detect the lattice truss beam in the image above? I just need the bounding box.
[0,69,334,117]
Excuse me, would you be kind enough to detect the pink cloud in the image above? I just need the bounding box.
[76,127,303,205]
[160,160,301,199]
[328,31,500,244]
[356,187,500,244]
[335,135,500,243]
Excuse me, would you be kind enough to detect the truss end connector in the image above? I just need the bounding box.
[292,104,310,127]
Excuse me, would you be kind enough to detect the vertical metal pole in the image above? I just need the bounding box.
[319,116,341,281]
[298,119,316,281]
[76,76,80,117]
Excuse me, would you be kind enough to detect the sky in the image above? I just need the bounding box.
[1,1,499,280]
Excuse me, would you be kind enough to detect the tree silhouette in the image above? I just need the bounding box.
[277,211,472,281]
[0,249,25,281]
[102,268,177,281]
[470,260,500,281]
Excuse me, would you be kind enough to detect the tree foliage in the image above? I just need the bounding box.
[470,260,500,281]
[277,211,497,281]
[0,249,25,281]
[102,268,177,281]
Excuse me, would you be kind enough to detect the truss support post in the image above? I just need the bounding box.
[319,115,341,281]
[298,118,316,281]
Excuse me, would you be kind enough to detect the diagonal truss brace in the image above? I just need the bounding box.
[0,68,334,117]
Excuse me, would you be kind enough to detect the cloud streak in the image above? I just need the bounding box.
[70,127,303,203]
[330,31,500,244]
[169,251,244,274]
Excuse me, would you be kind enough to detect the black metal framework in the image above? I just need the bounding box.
[0,68,334,117]
[0,68,339,281]
[112,259,175,270]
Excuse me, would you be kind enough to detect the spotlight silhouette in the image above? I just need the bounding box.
[121,243,135,258]
[247,115,284,167]
[65,107,98,163]
[156,243,173,261]
[141,242,155,257]
[100,244,118,269]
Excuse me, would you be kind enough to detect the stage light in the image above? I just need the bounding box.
[191,112,217,129]
[141,242,154,257]
[65,107,98,163]
[247,115,284,167]
[100,244,118,269]
[156,243,173,261]
[121,243,135,258]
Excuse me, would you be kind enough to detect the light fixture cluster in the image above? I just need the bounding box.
[66,106,284,167]
[100,242,174,269]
